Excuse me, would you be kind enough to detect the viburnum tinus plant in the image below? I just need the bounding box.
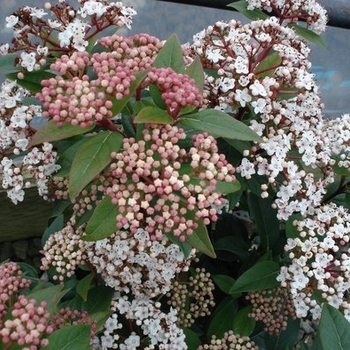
[1,0,350,348]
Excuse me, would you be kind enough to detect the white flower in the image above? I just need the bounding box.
[5,15,19,28]
[20,51,36,71]
[206,48,224,63]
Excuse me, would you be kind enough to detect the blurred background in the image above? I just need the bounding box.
[1,0,350,117]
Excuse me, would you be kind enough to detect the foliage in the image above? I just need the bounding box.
[0,0,350,349]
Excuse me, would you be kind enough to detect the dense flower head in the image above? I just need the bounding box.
[198,330,258,350]
[0,295,53,349]
[166,266,215,328]
[40,218,88,281]
[0,262,31,325]
[86,228,194,297]
[106,124,236,241]
[143,67,203,117]
[277,203,350,320]
[246,287,297,335]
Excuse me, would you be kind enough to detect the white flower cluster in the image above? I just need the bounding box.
[1,1,137,68]
[86,228,194,298]
[246,0,327,34]
[0,80,60,203]
[93,296,186,349]
[277,203,350,321]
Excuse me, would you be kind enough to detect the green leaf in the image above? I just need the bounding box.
[68,131,123,199]
[166,233,193,259]
[214,235,250,261]
[0,53,19,75]
[185,56,204,92]
[134,106,174,124]
[46,325,91,350]
[212,274,236,294]
[84,196,119,241]
[215,180,241,195]
[76,273,94,302]
[229,261,280,293]
[153,33,186,73]
[255,51,281,78]
[313,303,350,350]
[83,285,115,313]
[207,297,238,339]
[289,24,327,48]
[180,109,262,142]
[232,305,256,336]
[249,192,280,249]
[41,214,65,246]
[185,218,216,258]
[6,70,56,93]
[183,328,201,350]
[29,120,94,147]
[228,1,268,20]
[149,84,167,109]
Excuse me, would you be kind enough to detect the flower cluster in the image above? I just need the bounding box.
[0,295,53,349]
[41,218,88,281]
[277,203,350,321]
[106,124,236,241]
[1,1,137,68]
[86,228,194,297]
[0,262,31,325]
[246,287,297,335]
[198,330,258,350]
[166,267,216,328]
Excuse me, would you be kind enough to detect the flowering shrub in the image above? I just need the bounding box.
[1,0,350,348]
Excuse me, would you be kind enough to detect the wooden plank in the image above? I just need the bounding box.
[0,188,53,242]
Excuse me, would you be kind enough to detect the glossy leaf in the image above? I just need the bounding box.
[84,196,119,241]
[229,261,280,293]
[185,217,216,258]
[215,179,241,195]
[6,70,56,93]
[46,325,91,350]
[76,273,94,302]
[134,106,174,124]
[29,120,94,147]
[153,33,185,73]
[207,297,238,339]
[289,23,327,48]
[249,192,280,249]
[228,1,268,20]
[232,305,255,336]
[185,56,204,92]
[83,285,115,313]
[180,109,262,142]
[212,274,236,294]
[183,328,201,350]
[313,303,350,350]
[68,131,123,199]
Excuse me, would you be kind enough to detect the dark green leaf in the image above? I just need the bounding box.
[84,196,119,241]
[46,325,91,350]
[68,131,123,199]
[121,114,136,138]
[228,1,268,20]
[183,328,201,350]
[215,180,241,195]
[0,53,18,75]
[134,106,174,124]
[180,109,262,142]
[313,303,350,350]
[255,51,281,78]
[185,56,204,92]
[6,70,56,93]
[232,305,256,336]
[207,297,238,339]
[42,214,65,246]
[29,120,94,147]
[153,33,185,73]
[212,274,235,294]
[83,285,115,313]
[214,235,250,261]
[76,273,94,302]
[166,233,193,259]
[289,24,327,48]
[149,84,167,109]
[229,261,280,293]
[185,218,216,258]
[249,192,280,249]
